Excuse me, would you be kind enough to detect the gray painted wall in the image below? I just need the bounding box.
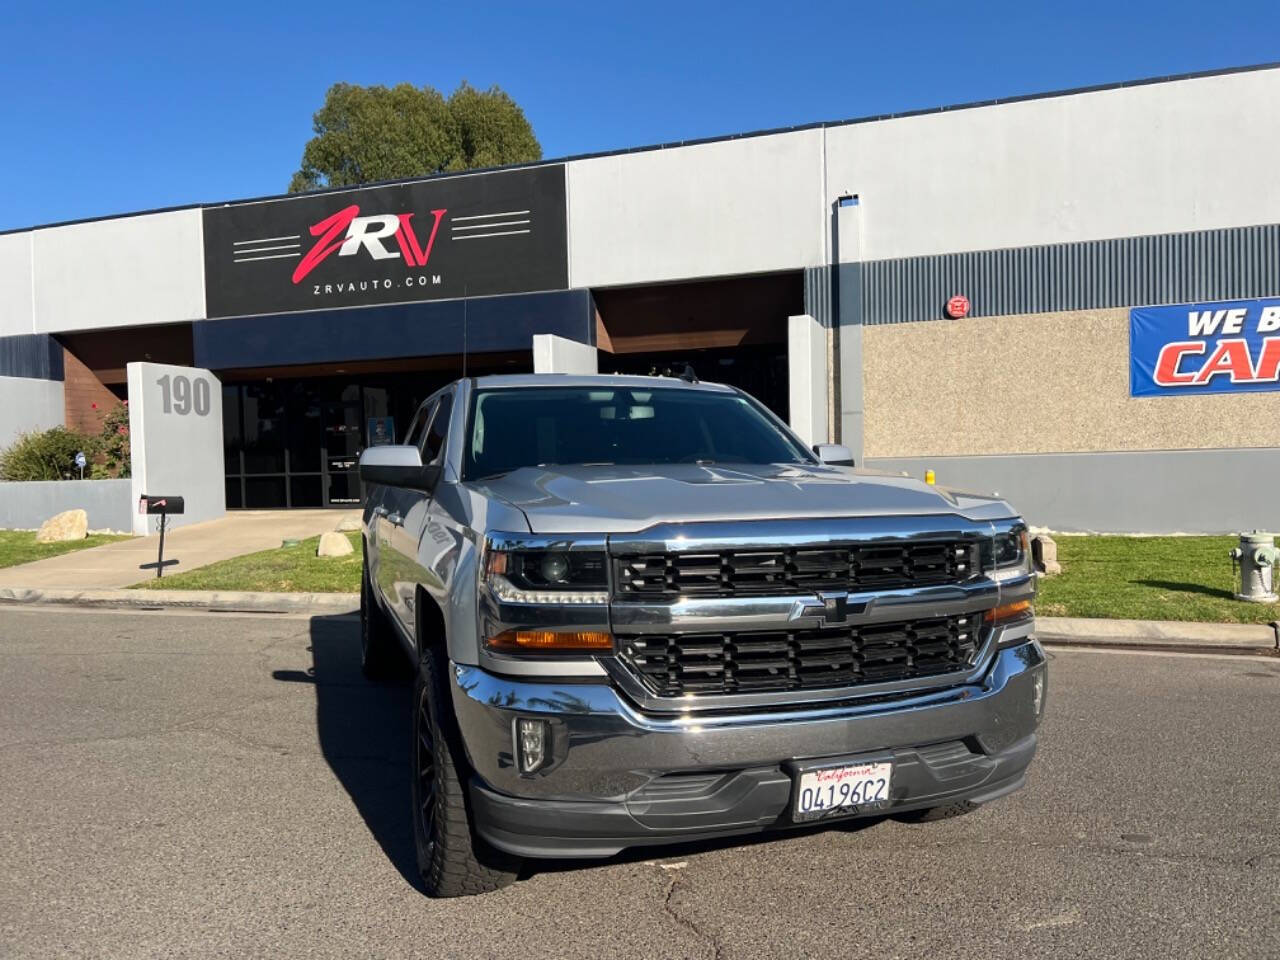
[0,231,33,337]
[0,376,64,445]
[0,479,133,532]
[866,449,1280,534]
[823,67,1280,262]
[31,209,205,334]
[566,129,827,288]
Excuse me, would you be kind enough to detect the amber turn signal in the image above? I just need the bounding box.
[984,599,1033,623]
[487,629,614,652]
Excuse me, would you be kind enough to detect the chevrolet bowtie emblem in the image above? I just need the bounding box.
[822,592,848,624]
[792,591,861,625]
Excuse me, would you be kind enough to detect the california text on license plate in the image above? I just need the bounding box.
[794,761,893,819]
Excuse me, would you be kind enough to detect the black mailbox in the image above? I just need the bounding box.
[140,495,185,515]
[139,494,184,578]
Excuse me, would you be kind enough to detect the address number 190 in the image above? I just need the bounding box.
[156,374,211,417]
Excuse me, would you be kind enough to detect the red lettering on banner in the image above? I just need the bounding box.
[1152,341,1205,385]
[1254,337,1280,382]
[293,205,360,284]
[1193,339,1254,384]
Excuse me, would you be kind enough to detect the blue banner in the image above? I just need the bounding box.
[1130,297,1280,396]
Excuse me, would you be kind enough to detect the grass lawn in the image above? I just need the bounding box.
[130,532,361,593]
[120,528,1278,622]
[0,530,132,569]
[1037,535,1280,624]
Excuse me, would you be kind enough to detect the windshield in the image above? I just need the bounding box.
[464,385,814,480]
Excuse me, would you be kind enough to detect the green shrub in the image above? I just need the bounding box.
[0,427,102,481]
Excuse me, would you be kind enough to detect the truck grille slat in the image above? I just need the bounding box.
[614,539,975,600]
[618,615,980,698]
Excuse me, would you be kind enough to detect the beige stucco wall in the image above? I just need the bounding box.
[862,308,1280,458]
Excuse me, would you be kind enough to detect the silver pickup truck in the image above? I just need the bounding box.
[359,374,1045,897]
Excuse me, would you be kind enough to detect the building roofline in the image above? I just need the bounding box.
[4,58,1278,237]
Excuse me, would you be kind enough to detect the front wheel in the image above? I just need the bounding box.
[412,646,520,897]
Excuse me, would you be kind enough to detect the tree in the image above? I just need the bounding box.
[289,82,542,193]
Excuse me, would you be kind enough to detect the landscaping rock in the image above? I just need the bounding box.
[35,509,88,543]
[334,516,361,532]
[316,531,354,558]
[1031,534,1061,576]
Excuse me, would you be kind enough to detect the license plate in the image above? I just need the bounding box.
[794,761,893,820]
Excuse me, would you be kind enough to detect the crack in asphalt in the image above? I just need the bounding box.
[659,867,724,960]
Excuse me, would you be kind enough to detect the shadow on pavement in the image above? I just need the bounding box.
[274,614,898,893]
[272,613,423,893]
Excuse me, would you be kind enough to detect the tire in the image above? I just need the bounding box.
[360,546,401,681]
[893,800,977,823]
[412,645,520,897]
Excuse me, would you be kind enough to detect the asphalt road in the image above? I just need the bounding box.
[1,606,1277,960]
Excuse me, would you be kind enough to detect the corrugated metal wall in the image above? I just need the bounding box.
[803,266,836,328]
[0,334,63,380]
[860,223,1280,325]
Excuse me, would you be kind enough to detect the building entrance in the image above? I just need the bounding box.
[220,354,527,508]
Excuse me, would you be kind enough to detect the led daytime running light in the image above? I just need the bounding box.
[490,575,608,605]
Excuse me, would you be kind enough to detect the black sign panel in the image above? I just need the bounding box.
[203,165,567,319]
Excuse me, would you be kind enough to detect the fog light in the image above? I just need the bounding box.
[516,718,549,775]
[1032,673,1045,718]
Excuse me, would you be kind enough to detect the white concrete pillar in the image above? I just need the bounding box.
[532,334,598,375]
[787,314,828,447]
[127,362,226,535]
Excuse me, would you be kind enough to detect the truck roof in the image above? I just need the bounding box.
[470,373,738,392]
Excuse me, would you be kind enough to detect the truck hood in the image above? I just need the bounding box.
[472,463,1017,534]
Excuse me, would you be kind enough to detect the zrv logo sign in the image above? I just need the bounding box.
[293,206,446,284]
[202,165,568,319]
[1130,298,1280,396]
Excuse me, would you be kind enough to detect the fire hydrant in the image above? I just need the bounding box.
[1229,531,1280,603]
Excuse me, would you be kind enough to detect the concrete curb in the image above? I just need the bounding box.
[1037,615,1279,654]
[0,587,360,615]
[0,589,1276,653]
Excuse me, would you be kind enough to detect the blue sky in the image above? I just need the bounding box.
[1,0,1276,232]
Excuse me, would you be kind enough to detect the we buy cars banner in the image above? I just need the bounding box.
[1130,297,1280,396]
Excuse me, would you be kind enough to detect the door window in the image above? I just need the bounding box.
[404,401,433,448]
[421,392,453,465]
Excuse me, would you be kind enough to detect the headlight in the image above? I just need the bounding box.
[980,524,1030,572]
[482,546,609,604]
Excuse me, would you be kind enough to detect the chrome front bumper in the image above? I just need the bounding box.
[450,624,1047,859]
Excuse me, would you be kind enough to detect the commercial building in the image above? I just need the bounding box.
[2,63,1279,533]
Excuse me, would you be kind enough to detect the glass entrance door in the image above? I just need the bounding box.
[322,399,363,506]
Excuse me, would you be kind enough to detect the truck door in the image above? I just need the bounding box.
[387,389,454,637]
[373,398,434,615]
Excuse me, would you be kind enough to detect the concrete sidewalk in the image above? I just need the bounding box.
[0,510,359,590]
[1037,615,1278,653]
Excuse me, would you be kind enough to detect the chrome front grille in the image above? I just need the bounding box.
[617,614,981,698]
[613,539,977,600]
